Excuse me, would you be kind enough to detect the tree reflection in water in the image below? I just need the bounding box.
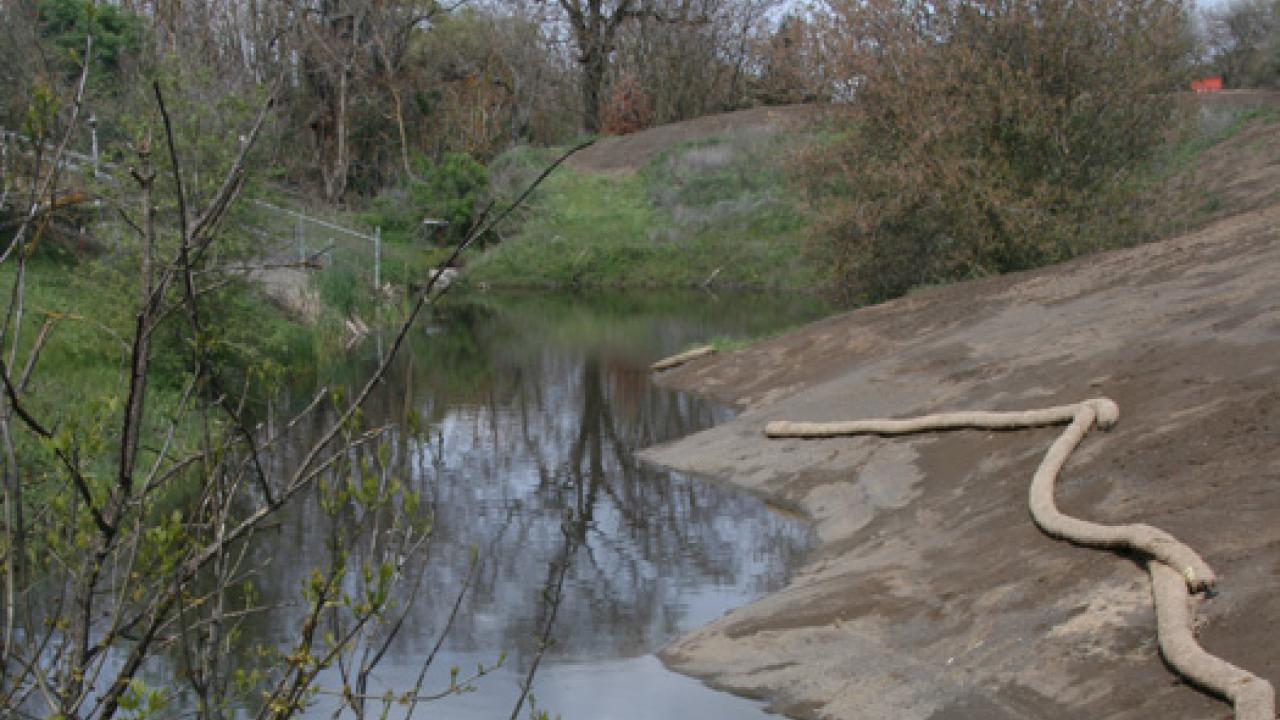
[240,291,825,718]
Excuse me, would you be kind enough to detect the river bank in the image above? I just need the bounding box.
[464,106,820,291]
[639,193,1280,717]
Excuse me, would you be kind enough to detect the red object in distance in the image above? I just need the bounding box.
[1191,77,1224,93]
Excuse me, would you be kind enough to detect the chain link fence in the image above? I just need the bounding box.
[4,125,450,319]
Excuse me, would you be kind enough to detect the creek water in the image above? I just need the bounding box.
[202,291,826,718]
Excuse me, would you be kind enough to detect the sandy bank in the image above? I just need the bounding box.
[640,203,1280,719]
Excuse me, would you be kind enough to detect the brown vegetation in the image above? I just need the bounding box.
[800,0,1194,303]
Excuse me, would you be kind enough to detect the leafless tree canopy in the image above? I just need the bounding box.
[1200,0,1280,87]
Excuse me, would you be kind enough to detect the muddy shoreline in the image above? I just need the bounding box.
[640,204,1280,719]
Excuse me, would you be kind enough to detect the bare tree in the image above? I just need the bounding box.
[296,1,374,203]
[1201,0,1280,87]
[752,11,831,105]
[547,0,706,133]
[369,1,444,178]
[612,0,781,125]
[489,7,580,145]
[0,16,590,707]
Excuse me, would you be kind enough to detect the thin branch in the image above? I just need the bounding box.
[510,529,576,720]
[0,34,93,266]
[194,249,331,276]
[155,82,279,508]
[115,207,145,238]
[0,361,49,438]
[400,552,481,718]
[88,135,592,720]
[17,316,56,392]
[153,81,191,243]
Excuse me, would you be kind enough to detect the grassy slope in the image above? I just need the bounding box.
[1,253,319,472]
[467,99,1280,295]
[1163,105,1280,219]
[3,259,133,421]
[467,128,817,290]
[11,103,1271,417]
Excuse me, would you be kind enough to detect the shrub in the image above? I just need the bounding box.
[804,0,1194,303]
[601,72,654,136]
[365,152,491,248]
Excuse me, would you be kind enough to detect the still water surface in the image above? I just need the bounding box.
[238,291,826,718]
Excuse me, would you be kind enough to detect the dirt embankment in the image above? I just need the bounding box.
[640,118,1280,719]
[566,104,817,175]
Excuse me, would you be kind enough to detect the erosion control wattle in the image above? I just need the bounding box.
[651,345,717,372]
[765,398,1275,720]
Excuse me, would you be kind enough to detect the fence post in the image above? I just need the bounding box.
[374,225,381,291]
[88,112,99,178]
[1,131,9,207]
[297,215,305,262]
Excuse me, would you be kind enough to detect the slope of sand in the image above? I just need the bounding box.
[640,198,1280,718]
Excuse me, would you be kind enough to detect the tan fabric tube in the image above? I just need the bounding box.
[765,398,1274,720]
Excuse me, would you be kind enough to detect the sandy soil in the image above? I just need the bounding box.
[640,120,1280,718]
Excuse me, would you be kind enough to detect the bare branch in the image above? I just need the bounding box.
[0,34,93,266]
[17,316,56,392]
[0,360,50,440]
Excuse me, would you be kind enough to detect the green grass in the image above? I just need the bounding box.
[3,259,130,413]
[1154,105,1280,178]
[465,170,659,286]
[0,258,169,491]
[466,132,818,290]
[2,254,322,461]
[1122,105,1280,238]
[703,336,754,353]
[0,248,333,567]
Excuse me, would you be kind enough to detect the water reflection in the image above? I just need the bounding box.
[240,291,825,718]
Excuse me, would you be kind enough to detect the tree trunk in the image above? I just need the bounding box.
[581,48,605,135]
